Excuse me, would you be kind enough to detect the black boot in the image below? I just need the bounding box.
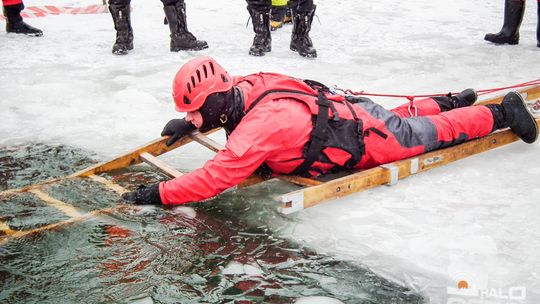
[290,6,317,58]
[487,91,538,143]
[109,4,133,55]
[3,4,42,36]
[452,88,478,108]
[163,2,208,52]
[248,8,271,56]
[432,88,478,111]
[537,0,540,47]
[484,0,525,45]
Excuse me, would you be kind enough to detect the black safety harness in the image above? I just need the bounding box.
[244,79,366,177]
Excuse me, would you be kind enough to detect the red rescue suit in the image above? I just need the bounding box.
[160,73,494,205]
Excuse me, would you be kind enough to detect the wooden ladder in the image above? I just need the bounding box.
[1,85,539,244]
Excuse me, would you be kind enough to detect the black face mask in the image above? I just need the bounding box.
[199,88,244,133]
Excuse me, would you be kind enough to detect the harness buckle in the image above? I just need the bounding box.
[220,114,228,124]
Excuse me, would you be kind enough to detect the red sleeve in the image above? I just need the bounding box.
[159,103,286,205]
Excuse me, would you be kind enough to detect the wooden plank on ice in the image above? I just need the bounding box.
[72,129,220,178]
[476,84,540,106]
[0,205,128,246]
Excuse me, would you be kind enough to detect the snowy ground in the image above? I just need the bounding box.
[1,0,539,303]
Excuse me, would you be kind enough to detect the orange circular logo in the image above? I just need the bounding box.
[457,280,469,289]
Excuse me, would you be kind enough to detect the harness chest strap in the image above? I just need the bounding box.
[291,91,331,175]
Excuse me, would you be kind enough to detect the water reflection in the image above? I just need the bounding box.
[0,144,424,303]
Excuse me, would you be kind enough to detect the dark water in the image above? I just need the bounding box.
[0,144,424,304]
[0,143,97,191]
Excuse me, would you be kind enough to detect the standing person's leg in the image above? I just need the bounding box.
[537,0,540,47]
[270,0,288,31]
[485,0,525,45]
[284,0,292,23]
[289,0,316,57]
[162,0,208,52]
[3,0,42,36]
[246,0,271,56]
[108,0,133,55]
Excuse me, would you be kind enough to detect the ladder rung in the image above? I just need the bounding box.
[191,132,224,152]
[29,189,82,218]
[0,206,124,246]
[140,152,183,178]
[87,174,127,194]
[0,221,15,236]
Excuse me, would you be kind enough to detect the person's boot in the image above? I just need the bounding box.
[487,91,538,143]
[452,88,478,108]
[270,5,287,31]
[537,0,540,47]
[450,88,478,108]
[248,8,271,56]
[109,4,133,55]
[432,89,478,111]
[484,0,525,45]
[3,4,43,36]
[290,6,317,58]
[163,2,208,52]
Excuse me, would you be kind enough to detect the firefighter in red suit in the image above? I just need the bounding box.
[2,0,42,36]
[122,56,538,205]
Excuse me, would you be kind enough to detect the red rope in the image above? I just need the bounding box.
[344,78,540,101]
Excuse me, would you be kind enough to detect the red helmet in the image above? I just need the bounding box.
[172,56,233,112]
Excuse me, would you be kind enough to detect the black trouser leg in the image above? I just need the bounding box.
[288,0,314,14]
[270,4,287,30]
[537,0,540,47]
[246,0,270,11]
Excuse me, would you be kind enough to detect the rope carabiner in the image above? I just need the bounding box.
[407,96,418,117]
[329,85,348,96]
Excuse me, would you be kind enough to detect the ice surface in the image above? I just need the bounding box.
[295,296,345,304]
[222,261,264,276]
[1,0,539,302]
